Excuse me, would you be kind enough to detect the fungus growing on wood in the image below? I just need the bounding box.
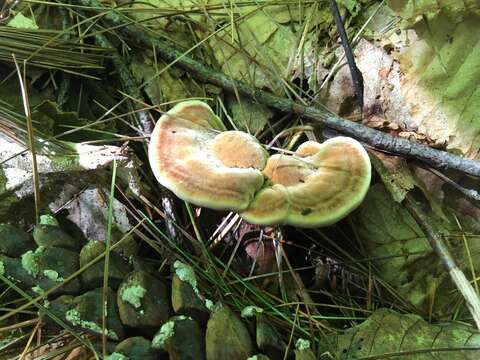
[240,137,371,227]
[148,101,268,211]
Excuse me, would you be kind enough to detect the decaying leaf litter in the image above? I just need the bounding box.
[0,0,479,359]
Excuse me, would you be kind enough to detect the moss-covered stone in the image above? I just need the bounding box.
[152,315,205,360]
[3,246,81,295]
[79,240,130,290]
[256,314,286,359]
[206,303,254,360]
[45,287,124,340]
[32,246,80,287]
[33,223,85,250]
[0,224,35,257]
[114,336,158,360]
[117,270,171,329]
[171,273,209,325]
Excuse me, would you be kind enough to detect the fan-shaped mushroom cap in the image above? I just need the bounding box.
[240,137,371,227]
[148,101,268,211]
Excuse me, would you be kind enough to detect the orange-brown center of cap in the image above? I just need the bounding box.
[211,131,267,169]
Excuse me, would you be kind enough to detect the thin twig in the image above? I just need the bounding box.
[330,0,364,113]
[75,0,480,178]
[404,195,480,329]
[425,166,480,202]
[102,159,117,357]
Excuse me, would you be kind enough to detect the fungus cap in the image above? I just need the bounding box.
[148,101,268,211]
[240,137,371,227]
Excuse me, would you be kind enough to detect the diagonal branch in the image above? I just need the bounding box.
[76,0,480,178]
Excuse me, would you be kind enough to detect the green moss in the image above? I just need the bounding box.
[241,306,263,318]
[21,247,45,278]
[173,261,198,295]
[83,240,103,253]
[0,260,5,276]
[66,309,119,340]
[40,214,59,226]
[43,269,64,282]
[205,299,214,311]
[105,352,129,360]
[66,308,81,324]
[120,284,146,309]
[295,338,310,351]
[152,320,175,348]
[32,285,44,294]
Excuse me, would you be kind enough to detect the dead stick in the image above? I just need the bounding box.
[404,195,480,329]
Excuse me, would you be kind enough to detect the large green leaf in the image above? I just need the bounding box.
[354,183,480,319]
[330,308,480,359]
[386,1,480,157]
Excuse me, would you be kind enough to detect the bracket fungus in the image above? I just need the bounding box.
[148,101,268,211]
[240,137,371,227]
[149,101,371,228]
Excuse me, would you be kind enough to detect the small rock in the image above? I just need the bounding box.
[256,314,286,359]
[79,240,130,289]
[1,252,80,295]
[152,315,205,360]
[33,224,84,250]
[114,336,158,360]
[45,287,124,340]
[117,270,171,329]
[171,273,209,325]
[206,303,254,360]
[0,224,35,257]
[9,245,82,294]
[25,246,81,291]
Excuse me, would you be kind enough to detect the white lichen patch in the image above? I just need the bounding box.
[295,338,311,351]
[0,134,141,234]
[152,320,175,349]
[58,188,133,243]
[73,143,130,171]
[3,168,31,197]
[66,309,118,340]
[241,305,263,318]
[120,284,146,309]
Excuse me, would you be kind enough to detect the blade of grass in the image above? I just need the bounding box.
[102,158,117,357]
[13,56,40,225]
